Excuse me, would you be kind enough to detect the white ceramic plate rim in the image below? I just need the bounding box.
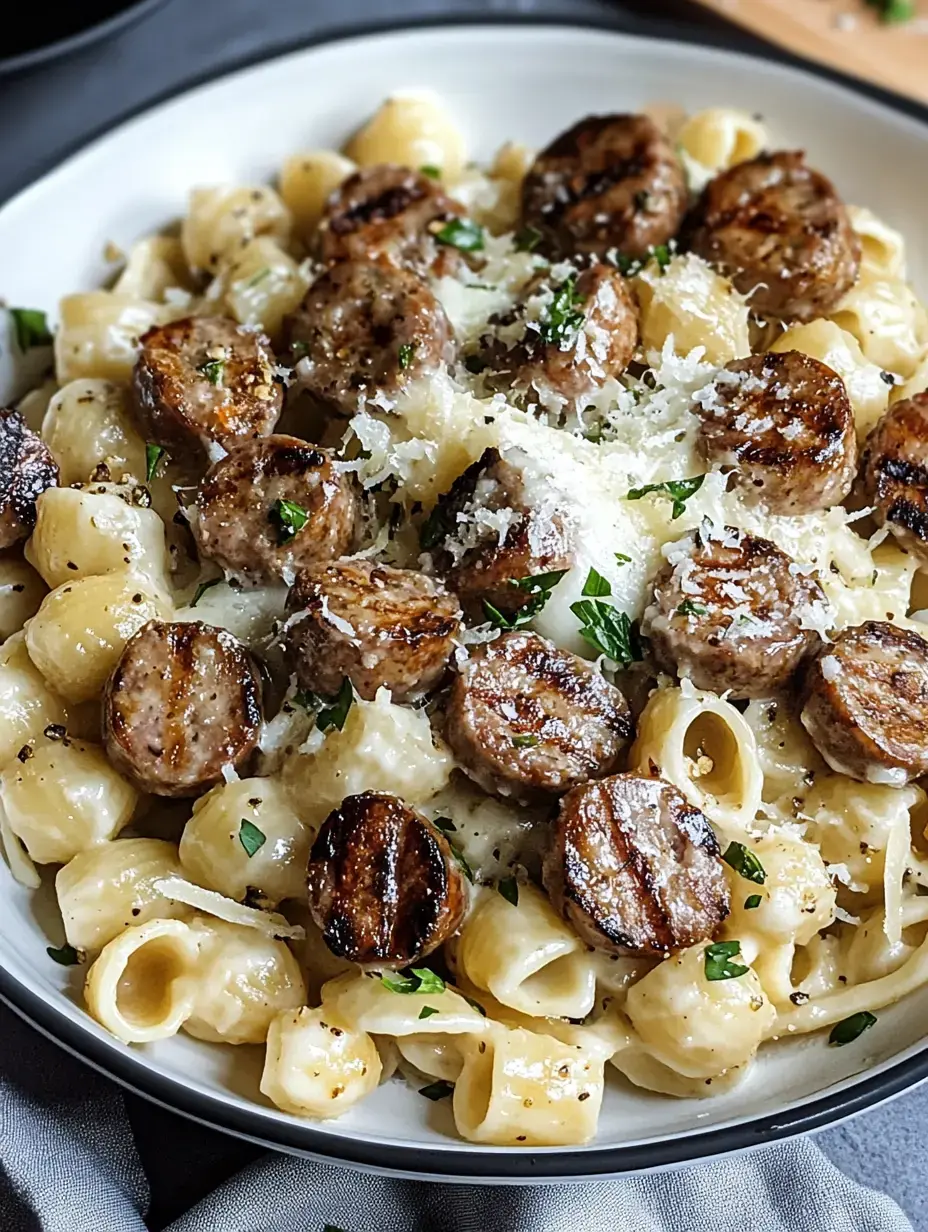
[3,19,928,1180]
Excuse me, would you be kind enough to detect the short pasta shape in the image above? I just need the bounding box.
[634,253,751,366]
[677,108,767,175]
[217,236,310,340]
[181,185,291,274]
[113,235,196,301]
[260,1005,382,1119]
[0,557,46,643]
[830,275,928,379]
[847,206,906,280]
[41,378,147,486]
[278,150,356,239]
[345,94,466,180]
[320,971,488,1037]
[54,292,168,384]
[0,633,68,772]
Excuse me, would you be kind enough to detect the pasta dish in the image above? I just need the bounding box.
[3,94,928,1148]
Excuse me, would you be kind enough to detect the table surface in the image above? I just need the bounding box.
[1,1,926,1227]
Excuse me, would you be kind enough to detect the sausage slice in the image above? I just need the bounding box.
[425,447,572,620]
[543,772,729,956]
[694,351,857,514]
[642,526,825,698]
[194,436,358,585]
[685,151,860,322]
[860,394,928,564]
[521,114,688,261]
[0,409,58,548]
[478,263,638,407]
[285,260,456,415]
[132,316,283,455]
[799,621,928,785]
[445,630,633,802]
[103,620,263,797]
[285,558,461,701]
[319,164,465,277]
[307,791,466,968]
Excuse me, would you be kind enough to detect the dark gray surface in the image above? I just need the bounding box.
[0,0,926,1226]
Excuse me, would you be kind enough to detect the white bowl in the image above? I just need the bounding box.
[2,21,928,1181]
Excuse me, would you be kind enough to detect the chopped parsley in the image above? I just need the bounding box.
[145,443,167,483]
[651,243,672,271]
[626,475,704,520]
[197,358,225,386]
[570,568,641,667]
[381,968,446,995]
[269,498,308,543]
[316,678,353,733]
[512,734,539,749]
[244,266,271,288]
[723,841,767,885]
[538,277,585,347]
[418,1005,440,1020]
[612,243,672,277]
[420,164,441,179]
[829,1011,877,1046]
[419,501,454,551]
[47,943,82,966]
[418,1079,454,1101]
[239,819,266,858]
[482,569,568,630]
[450,842,475,884]
[190,578,222,607]
[704,940,748,982]
[498,877,520,906]
[614,552,632,565]
[10,308,53,351]
[514,224,543,253]
[431,816,457,835]
[677,599,707,617]
[398,342,415,370]
[866,0,914,21]
[744,894,762,910]
[581,568,611,598]
[435,218,485,252]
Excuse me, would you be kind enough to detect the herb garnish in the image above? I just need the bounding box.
[435,218,485,252]
[190,578,222,607]
[613,244,672,278]
[570,569,641,667]
[316,678,353,733]
[514,225,543,253]
[498,877,520,906]
[723,842,766,885]
[419,1005,440,1020]
[744,895,762,910]
[829,1011,877,1046]
[581,568,611,597]
[270,498,308,543]
[47,943,82,966]
[614,552,631,565]
[626,475,705,520]
[482,569,568,631]
[538,277,585,347]
[10,308,53,351]
[398,342,415,371]
[145,443,167,483]
[511,734,539,749]
[865,0,914,22]
[197,358,225,386]
[381,968,446,995]
[432,816,457,835]
[420,164,441,179]
[418,1079,454,1101]
[704,940,749,982]
[239,819,266,858]
[677,599,708,617]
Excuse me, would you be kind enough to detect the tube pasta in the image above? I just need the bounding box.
[742,698,824,821]
[84,918,199,1044]
[113,235,195,301]
[278,151,356,238]
[40,379,147,487]
[0,634,68,772]
[345,94,466,180]
[630,682,762,829]
[677,108,767,177]
[452,1026,604,1146]
[396,1034,466,1084]
[847,206,906,280]
[1,735,137,865]
[455,884,596,1020]
[830,276,928,379]
[54,292,168,384]
[634,254,751,366]
[320,971,488,1037]
[181,185,291,274]
[0,557,46,643]
[260,1005,382,1119]
[216,236,310,341]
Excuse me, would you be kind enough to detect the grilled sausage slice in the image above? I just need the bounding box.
[543,772,729,956]
[521,114,688,261]
[425,448,573,621]
[860,394,928,564]
[685,151,860,322]
[319,164,466,277]
[285,260,456,416]
[642,526,825,699]
[0,409,58,548]
[103,620,263,797]
[694,351,857,514]
[285,558,461,700]
[194,436,358,585]
[445,630,633,802]
[479,263,638,408]
[799,621,928,785]
[132,316,283,456]
[307,791,466,968]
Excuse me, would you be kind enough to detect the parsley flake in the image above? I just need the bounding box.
[239,819,266,858]
[512,734,539,749]
[723,842,766,885]
[10,308,53,351]
[866,0,914,21]
[570,570,641,667]
[398,342,416,371]
[435,218,485,252]
[704,940,749,982]
[381,968,446,995]
[582,568,611,597]
[651,243,672,271]
[418,1079,454,1101]
[677,599,708,617]
[145,443,167,483]
[190,578,222,607]
[614,552,632,565]
[420,164,441,179]
[626,475,705,519]
[46,943,82,966]
[539,277,585,347]
[829,1011,877,1046]
[482,569,568,630]
[431,816,457,834]
[744,894,762,910]
[419,1005,440,1020]
[197,358,225,386]
[498,877,520,906]
[316,678,353,733]
[514,225,543,253]
[270,498,308,543]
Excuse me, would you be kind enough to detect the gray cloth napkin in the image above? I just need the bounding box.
[0,1001,914,1231]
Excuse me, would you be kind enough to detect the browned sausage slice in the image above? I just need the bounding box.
[799,621,928,785]
[424,448,573,620]
[132,316,283,456]
[685,151,860,322]
[642,526,825,698]
[694,351,857,514]
[103,620,263,797]
[0,409,58,548]
[478,264,638,408]
[194,436,358,585]
[445,630,633,802]
[521,114,688,261]
[860,394,928,564]
[284,558,461,701]
[307,791,466,968]
[285,260,456,416]
[543,772,729,956]
[319,164,465,277]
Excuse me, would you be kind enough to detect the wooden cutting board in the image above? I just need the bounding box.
[693,0,928,104]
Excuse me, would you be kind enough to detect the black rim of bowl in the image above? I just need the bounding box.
[3,12,928,1179]
[0,0,171,77]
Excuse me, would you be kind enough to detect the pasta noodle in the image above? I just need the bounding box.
[345,94,466,180]
[260,1005,381,1119]
[278,151,356,239]
[40,378,147,486]
[634,253,751,366]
